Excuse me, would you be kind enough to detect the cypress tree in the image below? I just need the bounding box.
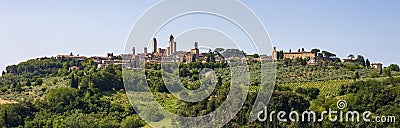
[3,110,8,127]
[26,80,31,86]
[71,74,78,88]
[366,59,371,68]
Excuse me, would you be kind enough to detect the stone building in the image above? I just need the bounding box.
[343,58,357,62]
[183,42,200,63]
[272,47,315,60]
[371,63,383,69]
[56,54,87,61]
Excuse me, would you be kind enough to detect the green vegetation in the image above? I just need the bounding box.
[0,57,142,128]
[0,54,399,127]
[279,79,354,97]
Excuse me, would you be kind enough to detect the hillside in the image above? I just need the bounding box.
[0,56,399,127]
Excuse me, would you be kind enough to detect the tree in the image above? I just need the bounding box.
[388,64,400,72]
[365,59,371,68]
[92,66,123,91]
[267,91,310,123]
[295,87,320,100]
[1,71,5,76]
[5,65,17,74]
[279,51,284,60]
[120,115,144,128]
[0,103,32,127]
[356,55,366,66]
[253,54,259,58]
[70,74,79,88]
[369,71,380,78]
[191,54,196,62]
[223,49,243,57]
[311,49,320,57]
[276,51,280,60]
[307,88,320,99]
[284,58,292,66]
[383,68,392,77]
[317,53,323,57]
[3,109,7,127]
[25,80,31,86]
[348,54,355,59]
[62,111,96,128]
[241,50,246,56]
[214,48,225,53]
[322,51,336,58]
[206,50,215,63]
[298,57,307,66]
[354,71,360,80]
[14,82,22,91]
[43,87,80,113]
[35,79,43,86]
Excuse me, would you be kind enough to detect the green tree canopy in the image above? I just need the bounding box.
[214,48,225,53]
[120,115,145,128]
[388,64,400,72]
[311,48,320,57]
[322,51,336,58]
[42,87,80,113]
[35,78,43,86]
[356,55,366,66]
[348,54,355,59]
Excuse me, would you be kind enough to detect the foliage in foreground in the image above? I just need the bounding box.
[0,57,399,127]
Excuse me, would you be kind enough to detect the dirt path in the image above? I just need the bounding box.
[0,98,18,104]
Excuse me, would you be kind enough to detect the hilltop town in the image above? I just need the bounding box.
[1,35,398,128]
[53,34,383,71]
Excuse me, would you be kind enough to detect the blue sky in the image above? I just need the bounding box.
[0,0,399,72]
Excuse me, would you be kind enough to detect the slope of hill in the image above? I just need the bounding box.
[0,56,398,127]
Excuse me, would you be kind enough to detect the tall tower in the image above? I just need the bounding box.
[144,47,148,54]
[166,47,170,55]
[194,42,198,49]
[152,38,157,53]
[132,47,136,55]
[193,42,199,59]
[169,35,174,55]
[172,41,176,55]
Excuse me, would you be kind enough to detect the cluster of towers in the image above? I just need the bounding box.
[131,35,178,57]
[167,35,177,55]
[150,35,177,56]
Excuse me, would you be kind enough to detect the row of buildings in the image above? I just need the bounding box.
[272,47,315,60]
[133,35,227,65]
[56,53,127,68]
[56,38,383,69]
[57,35,226,69]
[272,47,382,68]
